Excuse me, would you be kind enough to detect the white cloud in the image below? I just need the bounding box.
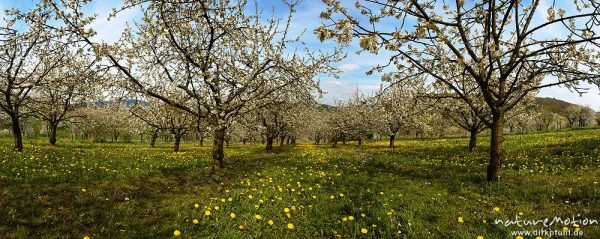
[87,1,141,44]
[337,63,360,72]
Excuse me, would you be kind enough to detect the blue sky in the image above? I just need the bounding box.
[2,0,599,109]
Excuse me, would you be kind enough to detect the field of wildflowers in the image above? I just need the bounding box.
[0,129,599,238]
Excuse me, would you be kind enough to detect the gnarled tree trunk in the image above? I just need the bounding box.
[49,123,58,146]
[11,115,23,151]
[266,137,275,150]
[468,129,477,153]
[150,129,159,148]
[212,127,226,170]
[487,112,505,182]
[173,132,182,152]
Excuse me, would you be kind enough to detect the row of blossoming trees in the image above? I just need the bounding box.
[1,0,600,182]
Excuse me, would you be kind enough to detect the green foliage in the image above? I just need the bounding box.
[535,97,585,116]
[0,129,599,238]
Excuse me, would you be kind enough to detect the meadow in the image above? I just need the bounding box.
[0,129,599,239]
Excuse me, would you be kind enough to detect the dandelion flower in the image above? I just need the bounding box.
[81,188,86,192]
[477,236,483,239]
[348,216,354,221]
[284,208,290,213]
[214,206,219,210]
[457,217,464,223]
[361,213,366,217]
[173,230,181,237]
[493,207,500,212]
[287,223,295,230]
[255,214,263,220]
[194,204,199,208]
[267,220,274,225]
[83,236,90,239]
[204,210,211,216]
[361,228,368,234]
[239,225,245,230]
[230,213,236,219]
[192,219,199,224]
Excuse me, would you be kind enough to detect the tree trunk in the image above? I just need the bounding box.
[49,123,58,146]
[11,115,23,151]
[487,112,505,182]
[358,138,362,145]
[389,134,395,148]
[173,133,182,152]
[150,130,158,148]
[279,136,285,147]
[199,136,204,147]
[266,137,274,150]
[211,127,226,170]
[468,129,477,153]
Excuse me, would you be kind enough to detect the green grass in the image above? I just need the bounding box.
[0,129,599,238]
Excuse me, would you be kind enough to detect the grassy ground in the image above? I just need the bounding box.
[0,129,599,238]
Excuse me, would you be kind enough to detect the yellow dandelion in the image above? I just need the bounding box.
[284,208,290,213]
[515,236,523,239]
[192,219,199,224]
[83,236,90,239]
[535,237,543,239]
[477,236,484,239]
[287,223,295,230]
[342,217,348,222]
[81,188,86,192]
[194,203,199,208]
[361,228,368,234]
[173,230,181,237]
[348,216,354,221]
[239,225,245,230]
[255,214,263,220]
[267,220,274,225]
[458,217,464,223]
[493,207,500,212]
[562,227,568,231]
[361,213,366,217]
[230,213,236,219]
[214,206,219,210]
[204,210,211,216]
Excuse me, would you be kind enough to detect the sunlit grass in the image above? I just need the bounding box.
[0,129,599,238]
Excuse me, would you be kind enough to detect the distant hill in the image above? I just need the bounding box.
[534,97,586,116]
